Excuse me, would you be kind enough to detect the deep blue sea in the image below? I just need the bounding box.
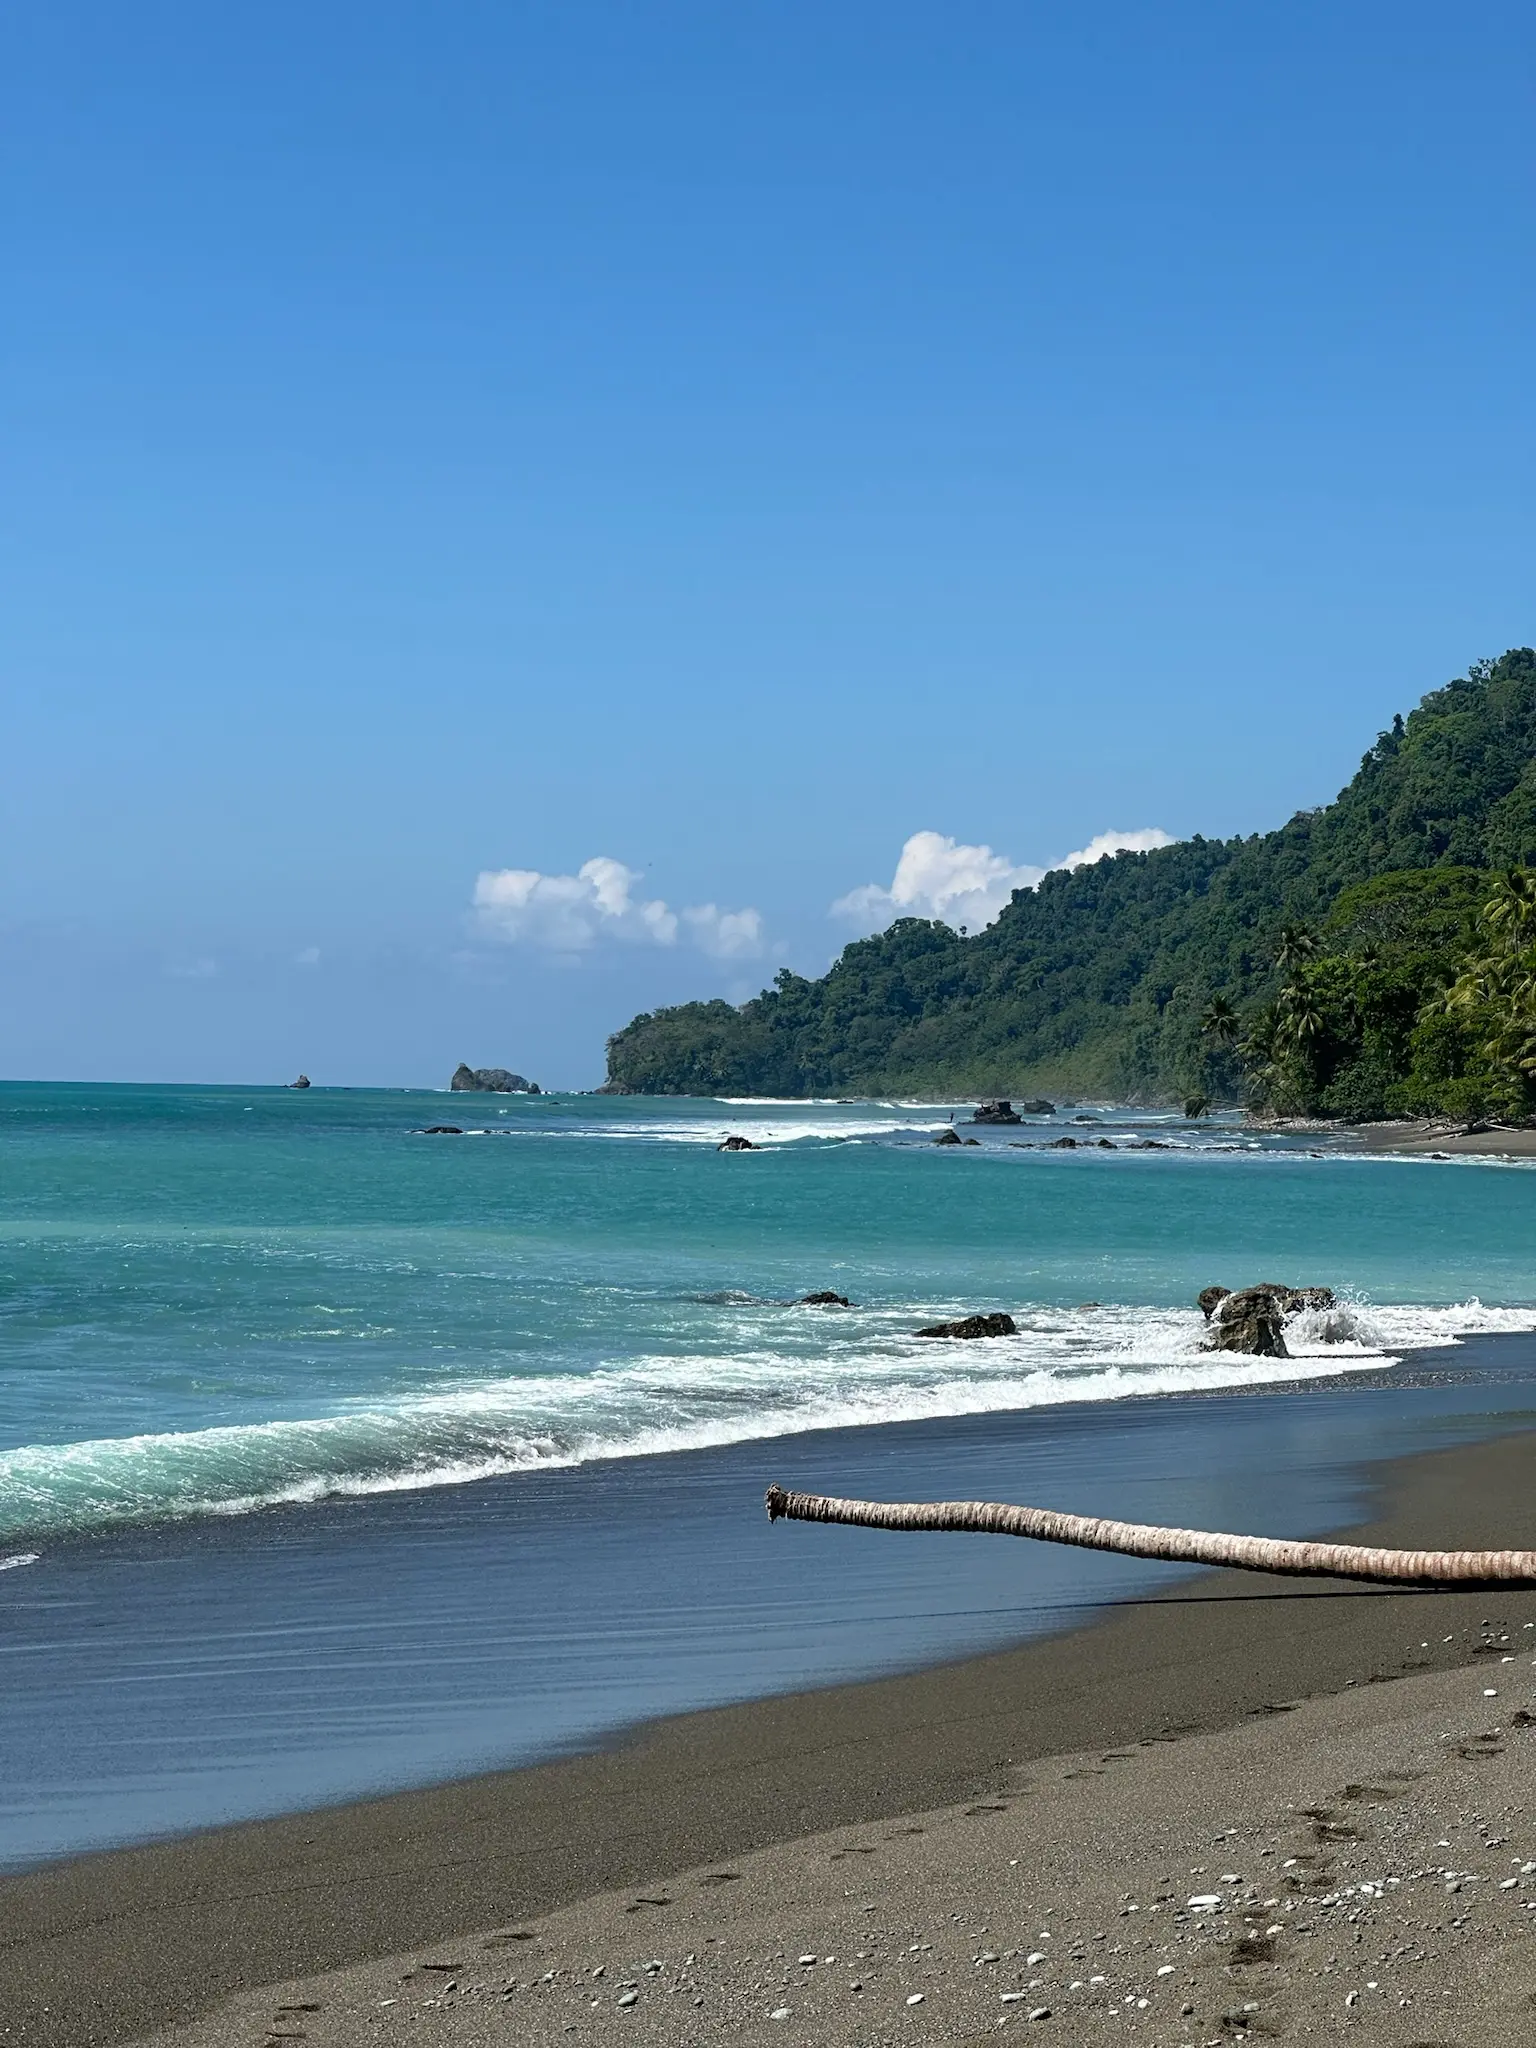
[5,1081,1536,1868]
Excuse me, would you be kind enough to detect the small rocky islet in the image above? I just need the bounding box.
[450,1063,541,1094]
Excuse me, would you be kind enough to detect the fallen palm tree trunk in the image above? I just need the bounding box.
[764,1484,1536,1586]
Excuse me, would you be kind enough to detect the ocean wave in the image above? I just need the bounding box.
[3,1297,1529,1543]
[0,1552,40,1571]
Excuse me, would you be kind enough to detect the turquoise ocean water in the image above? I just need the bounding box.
[5,1081,1536,1865]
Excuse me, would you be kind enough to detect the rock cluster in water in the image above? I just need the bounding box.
[450,1064,541,1094]
[1199,1282,1337,1358]
[718,1134,757,1151]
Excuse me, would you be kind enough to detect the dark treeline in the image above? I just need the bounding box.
[605,650,1536,1116]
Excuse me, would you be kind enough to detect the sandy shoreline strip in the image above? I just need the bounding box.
[1322,1118,1536,1159]
[10,1431,1536,2047]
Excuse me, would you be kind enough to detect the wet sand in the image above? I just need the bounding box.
[1353,1121,1536,1159]
[8,1431,1536,2046]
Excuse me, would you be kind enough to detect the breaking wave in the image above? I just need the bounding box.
[4,1297,1530,1545]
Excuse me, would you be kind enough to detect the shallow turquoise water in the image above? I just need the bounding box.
[3,1082,1535,1544]
[6,1082,1536,1866]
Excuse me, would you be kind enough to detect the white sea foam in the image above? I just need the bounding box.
[0,1552,40,1571]
[3,1297,1530,1543]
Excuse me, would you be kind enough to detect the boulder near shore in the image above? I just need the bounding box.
[1199,1281,1337,1357]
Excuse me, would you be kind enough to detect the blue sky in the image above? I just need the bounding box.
[2,2,1531,1087]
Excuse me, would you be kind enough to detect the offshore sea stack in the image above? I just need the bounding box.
[971,1099,1023,1124]
[450,1064,542,1094]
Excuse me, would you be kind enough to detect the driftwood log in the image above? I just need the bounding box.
[763,1484,1536,1587]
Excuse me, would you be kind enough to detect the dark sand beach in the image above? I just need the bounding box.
[9,1429,1536,2046]
[1354,1121,1536,1160]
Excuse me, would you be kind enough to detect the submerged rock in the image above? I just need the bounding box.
[450,1064,541,1094]
[800,1290,851,1307]
[972,1100,1023,1125]
[917,1312,1018,1340]
[418,1125,464,1136]
[718,1134,757,1151]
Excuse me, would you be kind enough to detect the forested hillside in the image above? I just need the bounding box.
[604,650,1536,1110]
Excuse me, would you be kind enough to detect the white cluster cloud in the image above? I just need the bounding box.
[831,832,1045,936]
[832,826,1175,936]
[472,857,764,959]
[1054,827,1176,871]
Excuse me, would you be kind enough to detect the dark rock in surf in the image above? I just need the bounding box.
[450,1064,542,1094]
[1096,1137,1116,1148]
[972,1100,1023,1125]
[917,1313,1018,1340]
[934,1128,964,1145]
[1203,1287,1289,1358]
[1021,1098,1055,1115]
[419,1125,464,1135]
[1046,1135,1078,1148]
[800,1291,851,1307]
[1198,1285,1232,1320]
[288,1074,311,1089]
[963,1136,981,1145]
[1249,1281,1337,1314]
[718,1134,757,1151]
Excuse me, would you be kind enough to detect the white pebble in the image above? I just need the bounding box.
[769,2008,791,2022]
[1026,1950,1047,1966]
[906,1992,925,2005]
[1157,1964,1176,1975]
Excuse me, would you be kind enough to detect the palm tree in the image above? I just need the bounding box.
[1275,924,1317,974]
[1484,868,1536,951]
[1277,977,1326,1056]
[1199,996,1239,1045]
[766,1484,1536,1586]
